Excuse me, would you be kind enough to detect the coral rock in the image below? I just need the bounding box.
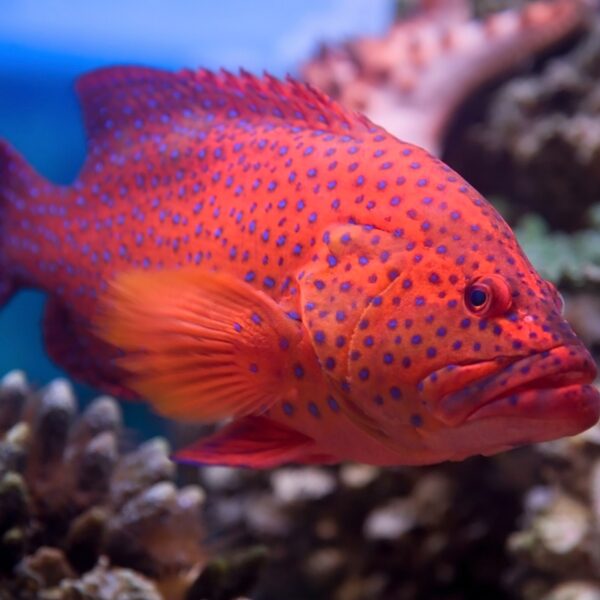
[455,20,600,231]
[302,0,588,155]
[0,375,213,599]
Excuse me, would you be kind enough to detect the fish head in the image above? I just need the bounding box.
[333,155,600,463]
[410,269,599,461]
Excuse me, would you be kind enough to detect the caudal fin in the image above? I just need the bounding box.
[0,140,48,308]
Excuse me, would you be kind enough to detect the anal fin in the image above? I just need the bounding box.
[174,416,336,469]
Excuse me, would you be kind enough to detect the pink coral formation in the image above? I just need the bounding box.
[302,0,589,155]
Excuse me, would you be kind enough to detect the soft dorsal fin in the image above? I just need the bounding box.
[75,65,381,154]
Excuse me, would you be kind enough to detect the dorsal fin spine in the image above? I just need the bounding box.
[75,65,382,151]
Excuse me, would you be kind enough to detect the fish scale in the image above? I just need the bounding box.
[0,65,597,468]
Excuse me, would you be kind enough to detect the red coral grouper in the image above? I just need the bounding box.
[0,66,598,467]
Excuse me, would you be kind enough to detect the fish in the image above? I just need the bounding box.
[0,65,598,468]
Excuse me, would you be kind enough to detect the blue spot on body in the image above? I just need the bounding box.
[410,414,423,427]
[327,396,340,412]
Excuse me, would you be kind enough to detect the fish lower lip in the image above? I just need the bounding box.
[433,345,597,426]
[466,381,600,427]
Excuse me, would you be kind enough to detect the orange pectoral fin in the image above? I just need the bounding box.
[174,416,337,468]
[94,268,304,423]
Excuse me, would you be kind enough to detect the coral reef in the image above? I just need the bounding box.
[302,0,587,156]
[0,373,261,600]
[450,19,600,231]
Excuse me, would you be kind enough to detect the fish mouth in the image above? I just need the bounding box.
[428,345,599,429]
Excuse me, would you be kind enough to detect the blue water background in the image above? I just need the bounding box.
[0,0,393,436]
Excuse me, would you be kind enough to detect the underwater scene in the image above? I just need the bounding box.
[1,0,600,598]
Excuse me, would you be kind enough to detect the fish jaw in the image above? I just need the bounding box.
[425,344,599,435]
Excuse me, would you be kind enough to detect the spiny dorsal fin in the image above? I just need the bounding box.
[75,65,381,156]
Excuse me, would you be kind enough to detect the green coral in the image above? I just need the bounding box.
[514,205,600,286]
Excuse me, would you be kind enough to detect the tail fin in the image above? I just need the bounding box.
[0,140,48,308]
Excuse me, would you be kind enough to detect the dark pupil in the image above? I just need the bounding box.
[470,288,488,307]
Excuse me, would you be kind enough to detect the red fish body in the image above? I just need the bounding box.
[0,66,598,467]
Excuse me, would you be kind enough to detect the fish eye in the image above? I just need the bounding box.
[464,275,512,318]
[469,287,488,308]
[465,283,490,313]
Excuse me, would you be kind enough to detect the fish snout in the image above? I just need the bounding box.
[420,344,599,430]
